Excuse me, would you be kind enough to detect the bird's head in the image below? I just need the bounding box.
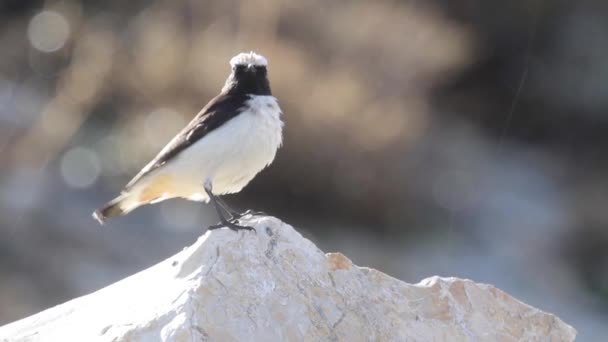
[222,52,271,96]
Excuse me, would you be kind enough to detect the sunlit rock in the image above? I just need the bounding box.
[0,217,576,342]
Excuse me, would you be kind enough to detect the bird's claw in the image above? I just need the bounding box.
[228,209,267,221]
[208,220,256,232]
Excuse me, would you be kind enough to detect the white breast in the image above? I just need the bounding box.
[161,95,283,201]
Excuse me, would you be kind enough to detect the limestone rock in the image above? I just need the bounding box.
[0,216,576,342]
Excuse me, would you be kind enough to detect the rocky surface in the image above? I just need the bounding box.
[0,216,576,342]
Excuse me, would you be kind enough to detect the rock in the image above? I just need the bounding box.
[0,216,576,342]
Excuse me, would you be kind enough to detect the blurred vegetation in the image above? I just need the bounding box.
[1,0,608,339]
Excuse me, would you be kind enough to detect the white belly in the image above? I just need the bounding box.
[162,96,283,201]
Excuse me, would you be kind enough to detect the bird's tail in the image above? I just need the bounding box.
[92,193,138,225]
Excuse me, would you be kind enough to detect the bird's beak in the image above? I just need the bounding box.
[246,64,255,72]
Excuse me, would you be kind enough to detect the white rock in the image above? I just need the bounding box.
[0,216,576,342]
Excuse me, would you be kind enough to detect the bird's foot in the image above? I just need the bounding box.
[229,209,268,221]
[242,209,268,217]
[208,219,256,232]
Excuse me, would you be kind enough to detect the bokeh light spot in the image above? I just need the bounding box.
[28,11,70,53]
[60,147,101,188]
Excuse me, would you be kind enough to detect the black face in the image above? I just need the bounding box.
[223,64,271,96]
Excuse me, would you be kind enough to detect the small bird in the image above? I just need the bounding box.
[93,52,283,231]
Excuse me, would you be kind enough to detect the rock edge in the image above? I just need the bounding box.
[0,216,576,342]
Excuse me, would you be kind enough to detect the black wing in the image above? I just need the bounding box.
[125,93,250,189]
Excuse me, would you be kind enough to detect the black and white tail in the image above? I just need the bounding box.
[92,194,137,224]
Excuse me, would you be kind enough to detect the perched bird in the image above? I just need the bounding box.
[93,52,283,231]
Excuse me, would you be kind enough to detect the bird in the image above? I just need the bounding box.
[92,51,283,231]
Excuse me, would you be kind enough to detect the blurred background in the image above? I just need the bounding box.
[0,0,607,339]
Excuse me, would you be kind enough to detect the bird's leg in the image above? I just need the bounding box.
[215,197,267,220]
[204,184,255,232]
[215,197,243,221]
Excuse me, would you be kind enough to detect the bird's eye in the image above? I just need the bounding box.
[234,65,247,73]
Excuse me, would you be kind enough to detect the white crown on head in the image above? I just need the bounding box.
[230,51,268,67]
